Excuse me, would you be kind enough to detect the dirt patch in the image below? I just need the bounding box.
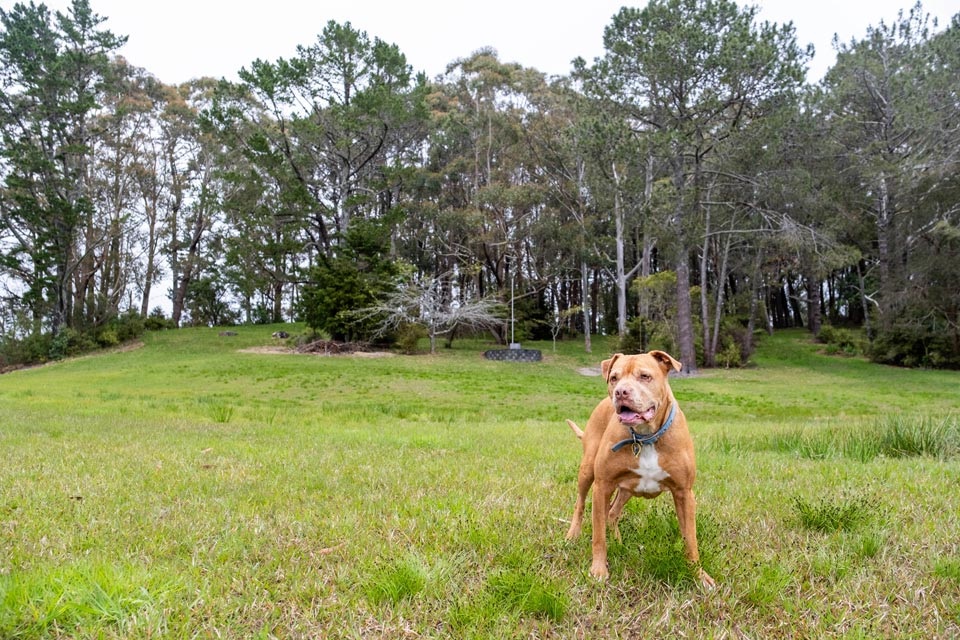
[577,366,602,377]
[238,346,295,355]
[240,339,394,358]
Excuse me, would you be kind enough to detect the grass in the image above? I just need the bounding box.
[0,327,959,637]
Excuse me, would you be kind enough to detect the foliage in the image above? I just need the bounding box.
[867,220,960,368]
[870,322,960,369]
[184,275,240,327]
[297,220,400,342]
[0,0,127,335]
[394,323,427,354]
[817,324,866,356]
[0,311,145,366]
[144,308,176,331]
[0,5,958,370]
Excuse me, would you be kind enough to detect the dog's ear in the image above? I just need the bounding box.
[601,354,623,381]
[649,350,682,374]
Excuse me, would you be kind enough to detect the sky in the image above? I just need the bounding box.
[6,0,959,85]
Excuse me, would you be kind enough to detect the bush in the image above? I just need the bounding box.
[395,323,426,354]
[96,328,120,348]
[145,307,175,331]
[869,323,960,369]
[817,325,865,356]
[619,317,676,355]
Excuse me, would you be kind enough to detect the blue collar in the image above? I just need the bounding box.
[611,403,677,454]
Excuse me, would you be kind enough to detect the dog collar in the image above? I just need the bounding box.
[611,403,677,454]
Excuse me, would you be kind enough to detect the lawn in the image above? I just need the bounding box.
[1,326,958,638]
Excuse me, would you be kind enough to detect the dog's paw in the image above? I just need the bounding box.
[589,561,609,580]
[697,568,716,590]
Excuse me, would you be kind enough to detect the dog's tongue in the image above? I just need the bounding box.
[619,407,656,425]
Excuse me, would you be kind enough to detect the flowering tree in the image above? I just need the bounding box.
[358,274,504,353]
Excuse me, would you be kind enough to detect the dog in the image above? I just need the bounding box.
[566,350,715,587]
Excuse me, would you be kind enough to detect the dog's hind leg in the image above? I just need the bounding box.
[607,489,630,542]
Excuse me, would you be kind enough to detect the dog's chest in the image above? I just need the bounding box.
[627,445,669,494]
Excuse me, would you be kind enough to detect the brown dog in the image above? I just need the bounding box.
[566,350,715,587]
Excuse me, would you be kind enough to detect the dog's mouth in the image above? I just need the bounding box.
[617,403,657,426]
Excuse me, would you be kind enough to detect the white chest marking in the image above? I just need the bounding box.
[630,445,669,494]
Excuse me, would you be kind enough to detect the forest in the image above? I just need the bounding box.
[1,0,958,370]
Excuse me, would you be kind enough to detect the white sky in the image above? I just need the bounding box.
[5,0,958,85]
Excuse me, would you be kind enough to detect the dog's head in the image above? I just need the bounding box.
[600,351,681,428]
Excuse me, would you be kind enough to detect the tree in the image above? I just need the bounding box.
[161,80,223,327]
[359,272,505,354]
[822,4,959,345]
[297,219,399,342]
[0,0,126,336]
[208,20,428,260]
[597,0,809,372]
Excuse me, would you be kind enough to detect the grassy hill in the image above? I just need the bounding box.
[1,327,958,638]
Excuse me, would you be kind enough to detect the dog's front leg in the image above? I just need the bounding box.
[590,479,616,579]
[672,488,716,588]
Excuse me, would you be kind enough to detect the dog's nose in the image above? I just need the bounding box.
[614,386,628,399]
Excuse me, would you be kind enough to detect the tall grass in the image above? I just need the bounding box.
[753,414,959,461]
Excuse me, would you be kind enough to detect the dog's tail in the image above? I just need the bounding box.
[566,419,584,440]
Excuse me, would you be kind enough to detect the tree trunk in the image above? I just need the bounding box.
[709,229,733,364]
[745,250,764,354]
[671,158,697,374]
[875,172,893,328]
[581,260,592,354]
[700,202,713,367]
[612,163,628,338]
[676,253,697,374]
[140,196,160,318]
[806,268,822,336]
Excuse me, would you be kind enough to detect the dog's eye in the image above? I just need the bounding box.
[639,373,652,382]
[609,373,618,382]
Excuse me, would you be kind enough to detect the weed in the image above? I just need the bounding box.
[875,414,959,458]
[745,562,794,607]
[791,495,877,533]
[208,403,234,424]
[364,556,428,605]
[934,558,960,583]
[486,569,568,621]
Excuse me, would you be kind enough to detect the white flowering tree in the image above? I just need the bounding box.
[358,274,504,354]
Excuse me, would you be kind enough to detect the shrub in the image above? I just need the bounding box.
[817,325,865,356]
[395,323,426,354]
[297,220,399,342]
[145,308,175,331]
[870,323,960,369]
[96,329,120,348]
[619,317,676,355]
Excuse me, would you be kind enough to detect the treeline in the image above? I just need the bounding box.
[1,0,958,370]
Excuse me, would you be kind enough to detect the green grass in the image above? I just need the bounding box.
[1,327,959,638]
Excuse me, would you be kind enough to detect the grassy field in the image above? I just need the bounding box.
[1,326,959,639]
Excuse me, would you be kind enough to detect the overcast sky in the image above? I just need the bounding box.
[6,0,958,85]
